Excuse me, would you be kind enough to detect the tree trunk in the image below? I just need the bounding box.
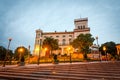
[83,53,87,60]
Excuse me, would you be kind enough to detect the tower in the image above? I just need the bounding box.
[33,29,43,56]
[74,17,90,38]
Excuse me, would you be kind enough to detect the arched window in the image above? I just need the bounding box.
[78,26,80,29]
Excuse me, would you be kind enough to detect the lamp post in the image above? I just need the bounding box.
[96,36,101,61]
[103,46,107,61]
[28,45,30,64]
[3,38,12,67]
[96,36,98,46]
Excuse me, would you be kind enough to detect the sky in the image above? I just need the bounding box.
[0,0,120,52]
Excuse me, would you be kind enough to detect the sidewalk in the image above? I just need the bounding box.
[0,61,117,68]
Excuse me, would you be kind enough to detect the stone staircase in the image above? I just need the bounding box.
[0,61,120,80]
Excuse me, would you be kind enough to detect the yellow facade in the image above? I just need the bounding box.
[116,44,120,55]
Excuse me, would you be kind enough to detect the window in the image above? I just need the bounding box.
[37,34,40,37]
[56,36,59,38]
[83,25,85,29]
[38,40,39,44]
[62,39,66,45]
[69,39,72,43]
[63,35,65,37]
[69,35,72,37]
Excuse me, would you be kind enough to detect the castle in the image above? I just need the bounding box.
[33,18,90,57]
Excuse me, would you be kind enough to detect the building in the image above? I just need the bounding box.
[88,44,100,59]
[33,18,90,56]
[116,44,120,59]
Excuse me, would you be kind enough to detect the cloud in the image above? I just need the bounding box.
[0,0,120,51]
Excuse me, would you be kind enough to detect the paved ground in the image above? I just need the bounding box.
[0,61,109,68]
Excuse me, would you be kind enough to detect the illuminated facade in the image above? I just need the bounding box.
[33,18,90,56]
[116,44,120,56]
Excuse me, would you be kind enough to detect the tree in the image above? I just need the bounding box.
[71,34,95,60]
[0,46,13,61]
[14,46,28,61]
[42,37,59,57]
[0,46,6,61]
[99,41,117,59]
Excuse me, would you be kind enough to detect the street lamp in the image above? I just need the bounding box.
[96,36,98,46]
[3,38,12,67]
[103,46,107,61]
[96,36,101,61]
[28,45,30,64]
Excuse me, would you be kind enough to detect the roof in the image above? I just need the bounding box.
[74,17,88,22]
[43,31,74,35]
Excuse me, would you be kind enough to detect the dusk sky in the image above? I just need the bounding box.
[0,0,120,52]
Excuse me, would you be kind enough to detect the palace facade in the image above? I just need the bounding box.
[33,18,90,56]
